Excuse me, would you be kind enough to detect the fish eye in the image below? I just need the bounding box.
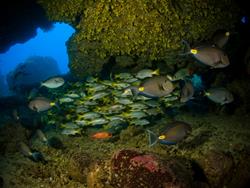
[190,49,198,54]
[139,87,144,91]
[158,135,165,140]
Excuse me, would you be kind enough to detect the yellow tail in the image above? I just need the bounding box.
[153,69,160,75]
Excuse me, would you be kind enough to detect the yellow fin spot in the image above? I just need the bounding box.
[50,102,56,106]
[225,32,230,36]
[159,135,166,140]
[191,49,198,54]
[139,87,144,92]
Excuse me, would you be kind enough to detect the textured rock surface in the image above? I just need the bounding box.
[38,0,240,78]
[198,150,234,187]
[87,149,193,188]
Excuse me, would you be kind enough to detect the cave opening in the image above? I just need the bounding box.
[0,22,75,96]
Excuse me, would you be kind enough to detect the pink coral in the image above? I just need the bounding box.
[130,155,159,173]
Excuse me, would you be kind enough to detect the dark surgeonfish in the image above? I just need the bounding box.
[190,46,230,68]
[147,121,192,146]
[137,76,175,98]
[181,40,230,68]
[180,80,194,103]
[17,142,47,164]
[28,97,57,112]
[205,87,234,105]
[212,30,230,48]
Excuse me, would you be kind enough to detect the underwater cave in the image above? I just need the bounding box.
[0,0,250,188]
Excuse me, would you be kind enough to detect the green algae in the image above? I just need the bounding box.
[38,0,240,78]
[1,111,250,187]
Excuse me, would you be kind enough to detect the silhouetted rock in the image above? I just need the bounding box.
[0,0,52,53]
[6,56,61,94]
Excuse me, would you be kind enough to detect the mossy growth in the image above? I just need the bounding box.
[39,0,239,77]
[67,34,109,79]
[77,0,239,60]
[37,0,92,25]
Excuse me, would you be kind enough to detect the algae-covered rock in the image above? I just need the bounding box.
[37,0,87,25]
[67,35,109,79]
[86,149,193,188]
[110,149,193,188]
[87,160,112,188]
[0,122,29,155]
[38,0,239,78]
[78,0,238,59]
[67,151,92,183]
[228,150,250,188]
[198,150,234,187]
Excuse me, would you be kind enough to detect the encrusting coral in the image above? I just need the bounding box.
[38,0,239,78]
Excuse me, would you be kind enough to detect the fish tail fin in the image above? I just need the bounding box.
[40,82,44,88]
[204,91,210,96]
[182,39,191,50]
[50,102,61,111]
[167,75,173,81]
[146,129,158,147]
[198,89,208,97]
[153,69,160,75]
[110,72,114,81]
[179,40,192,56]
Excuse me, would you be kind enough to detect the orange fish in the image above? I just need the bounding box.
[91,131,112,139]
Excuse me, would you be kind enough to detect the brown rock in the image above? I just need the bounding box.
[110,149,193,188]
[199,150,234,187]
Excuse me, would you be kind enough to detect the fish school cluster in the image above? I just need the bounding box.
[26,29,234,148]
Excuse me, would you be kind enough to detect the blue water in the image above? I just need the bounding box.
[0,22,75,95]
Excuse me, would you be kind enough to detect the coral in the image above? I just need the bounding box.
[39,0,239,78]
[78,0,238,60]
[67,35,109,78]
[37,0,87,25]
[67,151,92,183]
[1,113,250,187]
[87,161,111,188]
[110,149,193,188]
[130,154,160,173]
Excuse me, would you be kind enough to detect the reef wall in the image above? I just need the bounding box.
[38,0,240,78]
